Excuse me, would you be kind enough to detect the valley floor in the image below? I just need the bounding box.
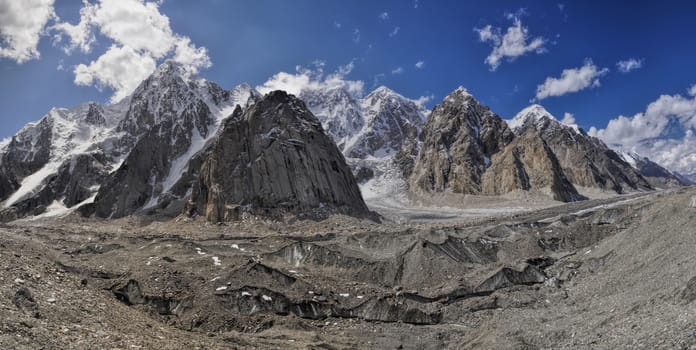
[0,189,695,349]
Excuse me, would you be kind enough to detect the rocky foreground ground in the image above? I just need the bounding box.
[0,188,695,349]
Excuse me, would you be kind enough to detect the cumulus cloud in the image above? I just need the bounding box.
[389,26,400,37]
[333,21,341,29]
[415,93,435,107]
[616,58,643,73]
[415,60,424,69]
[0,0,56,63]
[561,112,575,125]
[534,60,609,100]
[391,67,403,75]
[53,0,211,102]
[257,61,364,97]
[475,17,546,71]
[74,45,156,102]
[379,12,389,20]
[589,86,696,176]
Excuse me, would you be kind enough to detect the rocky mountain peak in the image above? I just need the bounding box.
[409,88,514,194]
[508,104,559,132]
[368,85,398,97]
[507,105,653,193]
[186,90,371,222]
[150,60,192,81]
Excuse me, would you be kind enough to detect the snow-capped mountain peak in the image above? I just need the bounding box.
[508,104,557,130]
[453,85,472,96]
[0,61,264,219]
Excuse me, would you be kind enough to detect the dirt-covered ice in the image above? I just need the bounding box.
[0,188,695,349]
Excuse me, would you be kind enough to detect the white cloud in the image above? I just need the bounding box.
[352,28,360,43]
[413,0,419,9]
[53,0,211,102]
[415,60,425,69]
[475,18,546,71]
[74,45,156,102]
[379,12,389,20]
[415,94,435,107]
[257,61,364,97]
[389,26,400,37]
[0,0,56,63]
[589,87,696,175]
[534,60,609,100]
[333,21,341,29]
[561,112,575,125]
[391,67,403,75]
[616,58,643,73]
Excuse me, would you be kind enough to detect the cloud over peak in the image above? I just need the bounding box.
[257,60,364,97]
[534,59,609,101]
[475,17,546,71]
[53,0,211,102]
[589,86,696,176]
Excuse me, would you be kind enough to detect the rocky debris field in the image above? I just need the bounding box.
[1,188,695,349]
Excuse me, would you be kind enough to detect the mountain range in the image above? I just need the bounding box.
[0,61,686,221]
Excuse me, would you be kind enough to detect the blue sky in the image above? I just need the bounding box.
[2,0,696,174]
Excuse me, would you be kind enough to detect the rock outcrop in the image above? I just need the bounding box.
[186,90,371,222]
[482,129,581,201]
[409,87,514,194]
[617,151,687,189]
[91,63,259,218]
[509,105,653,193]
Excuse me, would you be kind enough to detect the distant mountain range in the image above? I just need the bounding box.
[0,61,687,221]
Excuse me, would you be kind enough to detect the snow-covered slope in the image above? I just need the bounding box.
[0,61,261,220]
[300,85,428,158]
[296,84,429,203]
[344,86,428,158]
[617,150,687,188]
[1,100,128,209]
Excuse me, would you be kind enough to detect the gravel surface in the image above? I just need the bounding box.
[0,188,694,349]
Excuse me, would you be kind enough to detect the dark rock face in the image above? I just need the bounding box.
[482,129,581,202]
[91,62,260,219]
[475,264,547,293]
[0,116,54,202]
[6,153,109,218]
[93,99,213,218]
[510,105,653,193]
[84,103,106,125]
[408,95,659,202]
[0,169,19,202]
[1,117,53,181]
[187,91,371,222]
[409,88,514,194]
[629,153,686,189]
[353,166,375,183]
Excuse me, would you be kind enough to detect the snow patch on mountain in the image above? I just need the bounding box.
[2,105,125,208]
[0,138,9,152]
[617,150,639,169]
[508,104,556,130]
[160,86,255,196]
